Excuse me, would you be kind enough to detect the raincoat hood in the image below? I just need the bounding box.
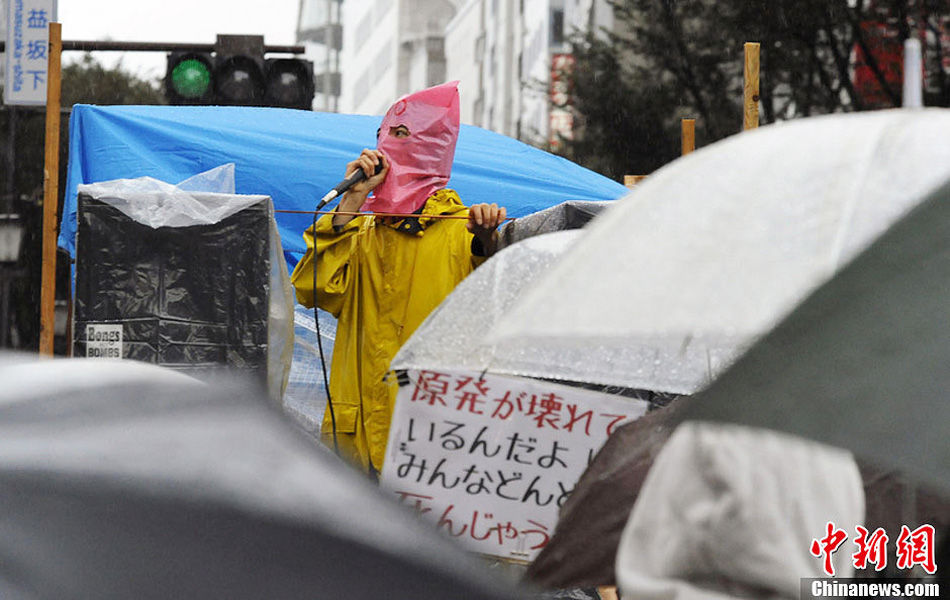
[616,422,865,600]
[365,81,460,214]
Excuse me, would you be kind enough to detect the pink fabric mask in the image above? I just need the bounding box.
[365,81,460,214]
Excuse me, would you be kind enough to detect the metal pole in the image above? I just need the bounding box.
[4,107,15,214]
[0,40,305,54]
[0,274,8,349]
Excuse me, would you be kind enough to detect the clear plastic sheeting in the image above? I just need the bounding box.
[487,109,950,394]
[496,200,611,251]
[73,169,294,402]
[283,305,337,438]
[391,230,583,373]
[176,163,236,194]
[75,174,259,230]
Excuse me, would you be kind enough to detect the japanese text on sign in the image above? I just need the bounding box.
[4,0,56,105]
[381,369,649,561]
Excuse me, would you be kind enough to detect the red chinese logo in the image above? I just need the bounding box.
[810,522,849,576]
[895,524,936,574]
[811,522,938,576]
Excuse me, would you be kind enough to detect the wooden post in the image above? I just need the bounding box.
[39,22,62,356]
[743,42,760,130]
[624,175,647,189]
[681,118,696,155]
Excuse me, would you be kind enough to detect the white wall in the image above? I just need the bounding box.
[338,0,610,146]
[520,0,549,146]
[339,0,399,115]
[444,0,483,126]
[340,0,460,115]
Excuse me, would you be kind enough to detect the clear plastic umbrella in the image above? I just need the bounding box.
[391,230,583,373]
[485,109,950,394]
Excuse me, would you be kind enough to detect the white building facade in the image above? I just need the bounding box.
[296,0,344,112]
[326,0,612,148]
[337,0,459,116]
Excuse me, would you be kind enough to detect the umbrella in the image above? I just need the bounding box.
[527,177,950,590]
[392,229,584,374]
[484,109,950,395]
[684,176,950,494]
[392,226,665,406]
[525,400,689,588]
[0,354,523,600]
[527,396,950,589]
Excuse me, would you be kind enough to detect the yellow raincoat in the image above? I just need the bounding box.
[291,189,484,472]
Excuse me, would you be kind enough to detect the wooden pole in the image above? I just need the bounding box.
[39,22,62,356]
[681,118,696,155]
[743,42,760,130]
[623,175,647,189]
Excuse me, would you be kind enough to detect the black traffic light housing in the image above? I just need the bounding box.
[165,52,215,105]
[164,35,315,110]
[265,58,317,110]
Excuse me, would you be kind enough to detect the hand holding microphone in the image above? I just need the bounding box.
[317,149,388,211]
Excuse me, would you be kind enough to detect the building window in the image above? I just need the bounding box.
[551,9,565,46]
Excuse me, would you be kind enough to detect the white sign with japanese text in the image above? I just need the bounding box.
[4,0,57,105]
[381,369,649,562]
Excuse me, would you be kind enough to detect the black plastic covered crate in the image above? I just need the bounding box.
[74,194,271,384]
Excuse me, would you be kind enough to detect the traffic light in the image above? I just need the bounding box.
[215,54,267,105]
[164,35,315,110]
[265,59,317,110]
[165,52,214,104]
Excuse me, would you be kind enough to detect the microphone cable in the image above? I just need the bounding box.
[311,207,339,456]
[309,162,383,460]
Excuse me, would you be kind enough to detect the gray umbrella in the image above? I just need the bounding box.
[0,355,524,600]
[684,176,950,494]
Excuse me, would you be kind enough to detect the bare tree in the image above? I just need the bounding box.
[562,0,949,179]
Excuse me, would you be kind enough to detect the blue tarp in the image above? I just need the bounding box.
[61,104,627,271]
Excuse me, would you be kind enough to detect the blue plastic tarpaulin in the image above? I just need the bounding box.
[61,105,627,270]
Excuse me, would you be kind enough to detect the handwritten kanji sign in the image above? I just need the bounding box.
[381,369,649,561]
[4,0,57,105]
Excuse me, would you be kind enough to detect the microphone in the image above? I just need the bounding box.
[316,161,385,210]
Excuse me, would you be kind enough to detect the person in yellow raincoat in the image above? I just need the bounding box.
[291,81,506,475]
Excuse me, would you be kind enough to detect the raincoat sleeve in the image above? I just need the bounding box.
[290,213,362,317]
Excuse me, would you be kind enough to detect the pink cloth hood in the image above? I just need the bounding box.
[364,81,460,214]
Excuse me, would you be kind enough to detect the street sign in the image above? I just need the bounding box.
[4,0,57,105]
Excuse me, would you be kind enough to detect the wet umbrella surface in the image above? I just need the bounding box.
[0,355,524,600]
[487,109,950,395]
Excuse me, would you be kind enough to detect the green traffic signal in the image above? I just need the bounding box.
[171,58,212,99]
[165,47,314,109]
